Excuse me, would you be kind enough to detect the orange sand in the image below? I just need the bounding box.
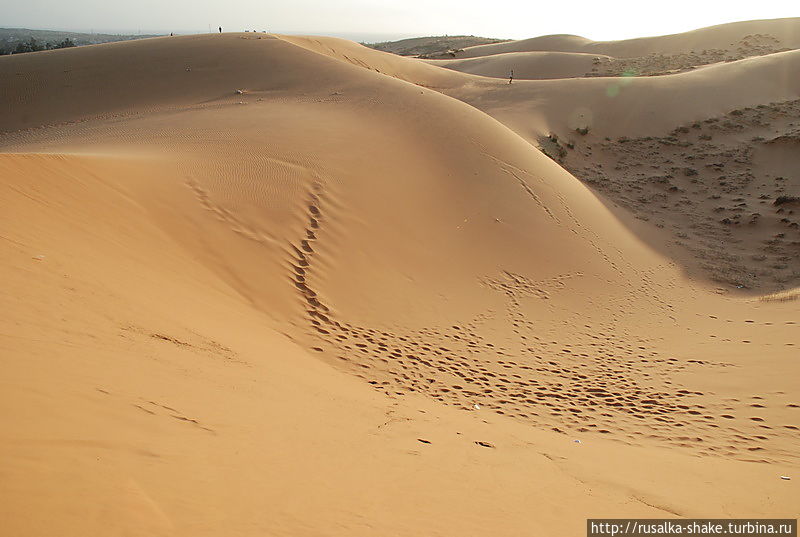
[1,19,798,536]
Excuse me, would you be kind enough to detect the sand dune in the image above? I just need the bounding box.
[272,33,800,142]
[451,49,800,139]
[1,27,799,537]
[423,17,800,80]
[425,51,612,80]
[436,17,800,59]
[279,34,800,291]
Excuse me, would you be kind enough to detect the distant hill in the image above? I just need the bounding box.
[366,35,508,57]
[0,28,159,54]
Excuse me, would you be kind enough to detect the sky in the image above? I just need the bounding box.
[1,0,798,42]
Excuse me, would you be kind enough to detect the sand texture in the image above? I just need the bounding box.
[1,18,798,537]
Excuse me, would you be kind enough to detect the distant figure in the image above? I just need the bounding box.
[508,69,514,84]
[170,32,173,36]
[219,27,222,33]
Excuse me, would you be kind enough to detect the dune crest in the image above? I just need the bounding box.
[1,23,798,537]
[431,17,800,59]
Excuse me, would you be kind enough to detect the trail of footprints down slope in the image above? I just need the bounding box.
[282,175,798,464]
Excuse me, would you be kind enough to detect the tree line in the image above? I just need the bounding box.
[0,37,77,55]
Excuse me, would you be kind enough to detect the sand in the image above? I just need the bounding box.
[429,17,800,59]
[426,51,613,80]
[425,18,800,79]
[1,19,798,537]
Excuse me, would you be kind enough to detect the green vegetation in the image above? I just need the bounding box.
[0,28,157,55]
[2,37,76,54]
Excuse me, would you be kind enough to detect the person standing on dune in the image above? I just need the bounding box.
[508,69,514,84]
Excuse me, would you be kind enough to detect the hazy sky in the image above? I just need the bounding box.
[2,0,798,42]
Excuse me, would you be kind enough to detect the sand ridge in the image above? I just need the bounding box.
[281,30,800,291]
[430,17,800,59]
[1,23,799,537]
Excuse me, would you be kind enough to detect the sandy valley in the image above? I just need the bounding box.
[1,16,798,537]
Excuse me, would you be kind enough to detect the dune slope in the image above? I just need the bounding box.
[439,17,800,59]
[423,18,800,80]
[425,51,612,80]
[282,34,800,290]
[1,32,798,536]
